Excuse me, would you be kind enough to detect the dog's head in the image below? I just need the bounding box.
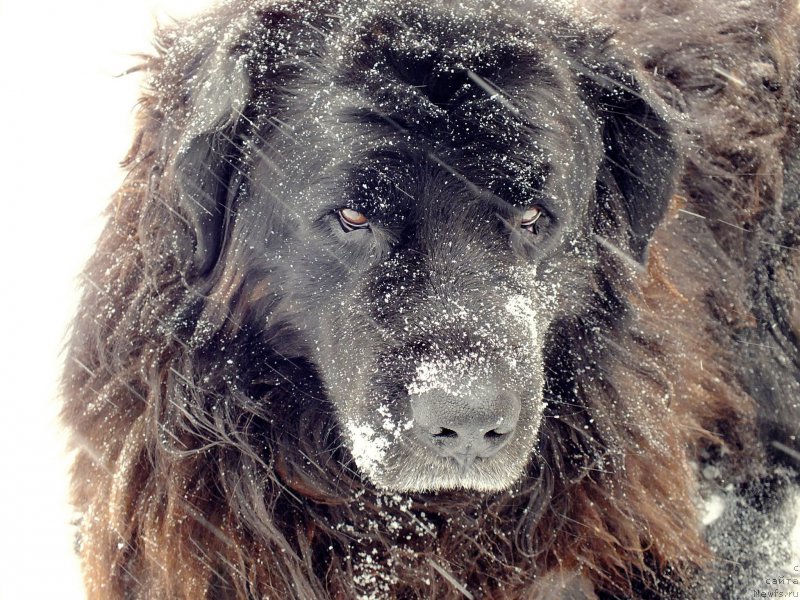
[156,0,678,492]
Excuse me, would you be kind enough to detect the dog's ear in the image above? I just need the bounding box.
[577,49,680,264]
[141,21,253,281]
[166,40,251,279]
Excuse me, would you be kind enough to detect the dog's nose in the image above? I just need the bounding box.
[410,387,520,469]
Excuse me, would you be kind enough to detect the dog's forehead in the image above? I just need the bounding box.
[251,0,600,219]
[329,6,557,145]
[313,7,599,211]
[303,58,562,216]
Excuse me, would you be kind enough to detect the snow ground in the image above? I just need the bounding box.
[0,2,796,599]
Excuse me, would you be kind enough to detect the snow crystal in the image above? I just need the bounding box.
[504,293,540,345]
[378,404,413,435]
[347,421,390,477]
[702,494,726,526]
[407,352,485,397]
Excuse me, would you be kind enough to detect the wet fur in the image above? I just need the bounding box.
[63,0,800,598]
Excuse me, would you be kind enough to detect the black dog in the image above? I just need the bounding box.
[63,0,800,598]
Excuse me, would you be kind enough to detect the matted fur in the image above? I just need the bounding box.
[62,0,800,598]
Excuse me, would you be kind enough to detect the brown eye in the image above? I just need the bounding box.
[337,208,370,232]
[521,206,543,234]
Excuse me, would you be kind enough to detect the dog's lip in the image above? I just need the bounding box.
[400,452,525,492]
[449,451,479,475]
[439,450,503,478]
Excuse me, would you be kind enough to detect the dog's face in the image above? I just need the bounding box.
[257,110,591,492]
[175,1,678,492]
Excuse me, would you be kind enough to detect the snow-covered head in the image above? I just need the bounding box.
[150,0,678,492]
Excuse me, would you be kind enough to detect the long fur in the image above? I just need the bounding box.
[62,0,800,598]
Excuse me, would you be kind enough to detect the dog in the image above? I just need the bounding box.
[62,0,800,597]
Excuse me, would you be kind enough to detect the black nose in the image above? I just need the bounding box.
[410,386,521,470]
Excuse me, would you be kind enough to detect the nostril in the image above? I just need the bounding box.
[432,427,458,439]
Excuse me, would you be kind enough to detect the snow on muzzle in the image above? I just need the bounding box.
[346,290,547,488]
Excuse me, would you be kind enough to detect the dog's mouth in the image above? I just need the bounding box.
[346,430,539,493]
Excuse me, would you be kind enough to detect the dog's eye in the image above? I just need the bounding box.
[337,208,370,231]
[337,208,370,232]
[521,206,543,234]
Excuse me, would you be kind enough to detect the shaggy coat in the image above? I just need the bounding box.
[63,0,800,598]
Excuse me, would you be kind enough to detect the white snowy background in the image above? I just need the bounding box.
[0,2,211,598]
[0,1,797,599]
